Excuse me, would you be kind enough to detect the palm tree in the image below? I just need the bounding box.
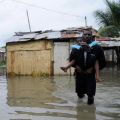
[94,0,120,37]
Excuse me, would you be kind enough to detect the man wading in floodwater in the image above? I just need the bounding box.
[61,29,106,105]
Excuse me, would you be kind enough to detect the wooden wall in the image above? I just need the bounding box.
[6,40,53,76]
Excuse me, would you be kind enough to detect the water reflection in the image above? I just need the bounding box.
[96,68,120,120]
[0,68,119,120]
[7,76,60,108]
[76,103,96,120]
[6,76,77,119]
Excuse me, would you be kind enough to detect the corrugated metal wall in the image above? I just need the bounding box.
[54,42,74,75]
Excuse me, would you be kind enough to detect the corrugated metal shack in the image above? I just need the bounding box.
[96,37,120,65]
[6,27,120,76]
[6,32,53,76]
[6,27,86,76]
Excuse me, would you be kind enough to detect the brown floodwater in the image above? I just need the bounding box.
[0,67,120,120]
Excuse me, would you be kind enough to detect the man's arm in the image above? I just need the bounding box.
[60,60,75,72]
[95,45,106,70]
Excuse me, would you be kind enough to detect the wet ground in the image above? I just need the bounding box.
[0,67,120,120]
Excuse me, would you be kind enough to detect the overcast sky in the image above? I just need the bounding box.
[0,0,108,47]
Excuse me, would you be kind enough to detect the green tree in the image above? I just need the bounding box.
[94,0,120,37]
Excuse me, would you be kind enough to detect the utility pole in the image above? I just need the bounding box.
[85,16,87,27]
[26,10,31,32]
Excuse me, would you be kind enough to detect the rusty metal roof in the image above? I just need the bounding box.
[6,27,120,47]
[6,30,83,43]
[35,31,61,40]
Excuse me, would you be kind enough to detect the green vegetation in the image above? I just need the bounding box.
[94,0,120,37]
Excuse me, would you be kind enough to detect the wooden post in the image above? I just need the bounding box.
[26,10,32,32]
[115,46,120,67]
[112,49,114,63]
[85,16,87,27]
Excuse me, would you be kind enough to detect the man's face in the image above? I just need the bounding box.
[82,30,92,43]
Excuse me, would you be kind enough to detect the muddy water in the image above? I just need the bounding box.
[0,68,120,120]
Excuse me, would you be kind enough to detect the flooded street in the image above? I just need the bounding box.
[0,68,120,120]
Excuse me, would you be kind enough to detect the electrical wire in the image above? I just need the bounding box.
[11,0,83,18]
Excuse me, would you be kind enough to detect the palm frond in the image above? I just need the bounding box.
[94,0,120,27]
[105,0,120,26]
[94,10,112,26]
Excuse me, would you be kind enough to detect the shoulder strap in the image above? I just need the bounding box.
[71,44,81,50]
[71,41,98,50]
[88,41,98,47]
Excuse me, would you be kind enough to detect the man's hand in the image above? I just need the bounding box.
[96,78,104,83]
[76,65,81,73]
[60,67,67,72]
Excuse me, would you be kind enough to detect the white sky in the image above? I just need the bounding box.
[0,0,108,47]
